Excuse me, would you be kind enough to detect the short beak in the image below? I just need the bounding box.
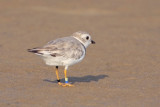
[91,40,96,44]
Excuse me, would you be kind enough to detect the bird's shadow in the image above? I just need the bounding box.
[43,74,108,84]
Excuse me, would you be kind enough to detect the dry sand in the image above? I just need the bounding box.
[0,0,160,107]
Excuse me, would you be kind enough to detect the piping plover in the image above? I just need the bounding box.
[28,31,95,87]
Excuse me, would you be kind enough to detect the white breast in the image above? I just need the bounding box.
[41,46,86,66]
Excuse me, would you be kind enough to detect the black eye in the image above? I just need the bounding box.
[86,36,89,40]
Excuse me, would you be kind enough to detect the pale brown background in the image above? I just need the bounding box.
[0,0,160,107]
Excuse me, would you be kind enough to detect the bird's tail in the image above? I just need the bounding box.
[27,48,43,55]
[28,48,38,53]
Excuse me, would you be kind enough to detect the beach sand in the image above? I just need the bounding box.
[0,0,160,107]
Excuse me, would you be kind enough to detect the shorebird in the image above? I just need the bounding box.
[28,31,95,87]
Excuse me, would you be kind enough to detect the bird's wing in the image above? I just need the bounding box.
[28,37,85,59]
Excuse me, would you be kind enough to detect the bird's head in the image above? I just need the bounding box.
[72,31,95,48]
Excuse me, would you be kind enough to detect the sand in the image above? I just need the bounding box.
[0,0,160,107]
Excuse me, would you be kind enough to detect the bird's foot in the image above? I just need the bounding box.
[62,83,74,87]
[58,82,64,86]
[58,82,74,87]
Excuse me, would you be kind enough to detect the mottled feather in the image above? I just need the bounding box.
[29,37,85,60]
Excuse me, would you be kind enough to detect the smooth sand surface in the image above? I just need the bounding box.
[0,0,160,107]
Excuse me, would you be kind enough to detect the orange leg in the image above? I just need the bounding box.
[55,66,63,86]
[61,67,74,87]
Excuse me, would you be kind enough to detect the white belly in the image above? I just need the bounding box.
[41,53,85,66]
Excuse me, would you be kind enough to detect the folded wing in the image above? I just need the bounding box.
[28,37,84,60]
